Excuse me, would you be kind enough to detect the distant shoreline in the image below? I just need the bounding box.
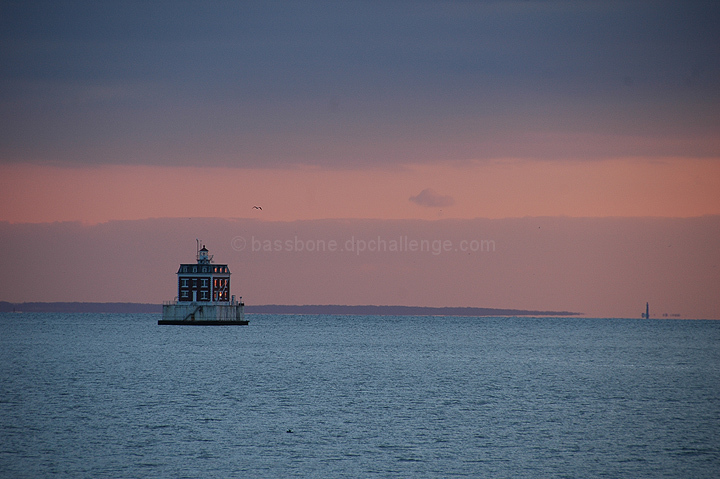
[0,302,163,314]
[0,301,581,317]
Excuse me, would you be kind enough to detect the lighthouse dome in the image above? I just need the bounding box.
[197,245,211,264]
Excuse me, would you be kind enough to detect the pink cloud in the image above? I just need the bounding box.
[409,188,455,208]
[1,159,720,224]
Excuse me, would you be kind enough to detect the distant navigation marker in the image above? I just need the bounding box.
[642,302,649,319]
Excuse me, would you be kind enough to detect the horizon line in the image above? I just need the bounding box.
[1,301,580,316]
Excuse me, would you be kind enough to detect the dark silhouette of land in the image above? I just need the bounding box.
[0,301,580,316]
[0,301,162,314]
[247,304,580,316]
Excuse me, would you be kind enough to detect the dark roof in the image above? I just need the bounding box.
[177,263,231,274]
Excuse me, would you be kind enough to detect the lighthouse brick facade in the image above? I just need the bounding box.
[177,246,231,302]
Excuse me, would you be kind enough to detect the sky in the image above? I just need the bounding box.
[1,1,719,317]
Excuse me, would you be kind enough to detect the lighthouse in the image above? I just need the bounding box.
[177,245,231,303]
[160,243,247,325]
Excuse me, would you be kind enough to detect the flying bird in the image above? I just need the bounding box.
[252,206,262,210]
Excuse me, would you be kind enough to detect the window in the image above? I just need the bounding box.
[201,279,208,288]
[181,278,188,287]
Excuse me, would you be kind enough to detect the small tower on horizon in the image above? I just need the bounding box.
[642,302,649,319]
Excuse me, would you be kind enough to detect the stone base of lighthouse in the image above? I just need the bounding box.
[159,300,247,325]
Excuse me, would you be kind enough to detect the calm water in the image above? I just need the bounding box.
[1,313,719,478]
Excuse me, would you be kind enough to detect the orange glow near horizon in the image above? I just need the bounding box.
[1,158,720,224]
